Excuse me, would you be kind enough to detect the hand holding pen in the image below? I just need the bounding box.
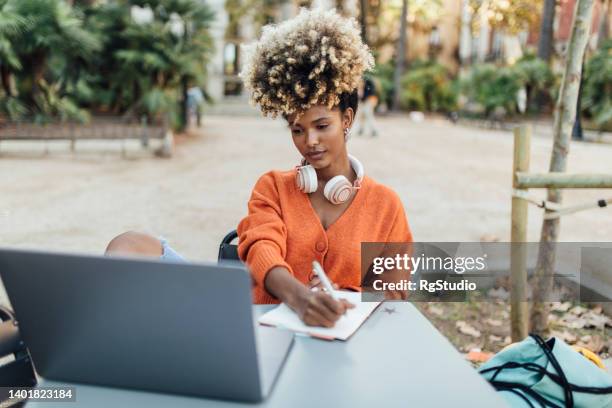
[294,261,355,328]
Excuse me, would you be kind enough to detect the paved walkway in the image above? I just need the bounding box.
[1,111,611,313]
[2,114,612,260]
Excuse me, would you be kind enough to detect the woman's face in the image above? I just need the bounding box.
[287,105,353,169]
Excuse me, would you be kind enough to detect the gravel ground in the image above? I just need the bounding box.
[1,114,612,307]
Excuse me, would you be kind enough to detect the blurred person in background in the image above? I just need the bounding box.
[354,75,379,138]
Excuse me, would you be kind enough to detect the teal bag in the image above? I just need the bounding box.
[479,334,612,408]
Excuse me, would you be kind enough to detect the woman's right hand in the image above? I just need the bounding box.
[264,266,354,327]
[294,290,355,328]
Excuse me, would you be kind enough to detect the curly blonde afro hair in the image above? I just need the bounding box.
[240,8,374,121]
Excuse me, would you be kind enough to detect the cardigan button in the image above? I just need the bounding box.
[315,242,326,252]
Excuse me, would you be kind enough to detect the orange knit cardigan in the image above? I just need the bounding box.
[237,169,413,304]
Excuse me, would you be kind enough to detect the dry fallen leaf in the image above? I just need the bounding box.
[582,312,610,329]
[551,330,577,344]
[456,320,482,338]
[428,305,444,317]
[577,335,604,354]
[559,314,587,329]
[461,343,481,353]
[488,287,509,300]
[484,318,502,327]
[570,306,588,316]
[466,350,493,363]
[550,302,572,313]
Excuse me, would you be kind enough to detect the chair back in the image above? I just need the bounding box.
[218,229,240,262]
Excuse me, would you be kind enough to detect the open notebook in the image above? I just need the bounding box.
[258,291,381,341]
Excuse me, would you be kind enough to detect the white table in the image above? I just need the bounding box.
[29,303,507,407]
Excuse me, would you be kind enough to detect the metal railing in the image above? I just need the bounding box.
[0,115,172,156]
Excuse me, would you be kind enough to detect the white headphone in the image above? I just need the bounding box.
[295,154,364,204]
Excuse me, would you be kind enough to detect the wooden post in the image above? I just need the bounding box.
[511,125,531,341]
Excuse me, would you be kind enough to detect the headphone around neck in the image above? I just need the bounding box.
[295,154,364,205]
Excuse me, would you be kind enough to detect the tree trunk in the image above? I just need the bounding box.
[597,0,610,47]
[538,0,557,62]
[335,0,345,15]
[572,58,586,140]
[392,0,408,112]
[359,0,368,45]
[530,0,595,335]
[1,65,13,97]
[180,75,189,131]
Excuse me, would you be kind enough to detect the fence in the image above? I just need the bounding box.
[510,125,612,341]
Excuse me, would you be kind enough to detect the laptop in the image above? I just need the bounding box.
[0,248,293,402]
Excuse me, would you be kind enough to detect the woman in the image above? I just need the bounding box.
[235,9,413,325]
[106,9,413,328]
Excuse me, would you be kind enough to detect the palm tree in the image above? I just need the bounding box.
[168,0,216,129]
[3,0,99,119]
[80,0,214,127]
[0,0,28,97]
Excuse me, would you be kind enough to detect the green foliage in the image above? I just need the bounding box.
[460,63,522,116]
[0,0,215,128]
[0,96,26,118]
[459,56,559,117]
[8,0,100,59]
[513,55,556,112]
[0,0,100,120]
[400,61,457,112]
[514,56,554,90]
[582,40,612,129]
[79,0,215,127]
[371,62,394,109]
[0,0,30,70]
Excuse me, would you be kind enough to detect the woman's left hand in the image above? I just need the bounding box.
[308,276,340,292]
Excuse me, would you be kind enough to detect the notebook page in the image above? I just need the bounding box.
[258,291,381,340]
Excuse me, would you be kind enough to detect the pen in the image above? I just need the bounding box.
[312,261,338,300]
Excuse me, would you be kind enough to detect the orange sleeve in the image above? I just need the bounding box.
[381,201,413,300]
[386,204,413,243]
[237,173,293,292]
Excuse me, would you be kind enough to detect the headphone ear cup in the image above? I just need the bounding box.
[323,175,353,204]
[296,165,318,193]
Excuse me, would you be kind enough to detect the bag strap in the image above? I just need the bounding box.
[530,334,573,408]
[480,333,612,407]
